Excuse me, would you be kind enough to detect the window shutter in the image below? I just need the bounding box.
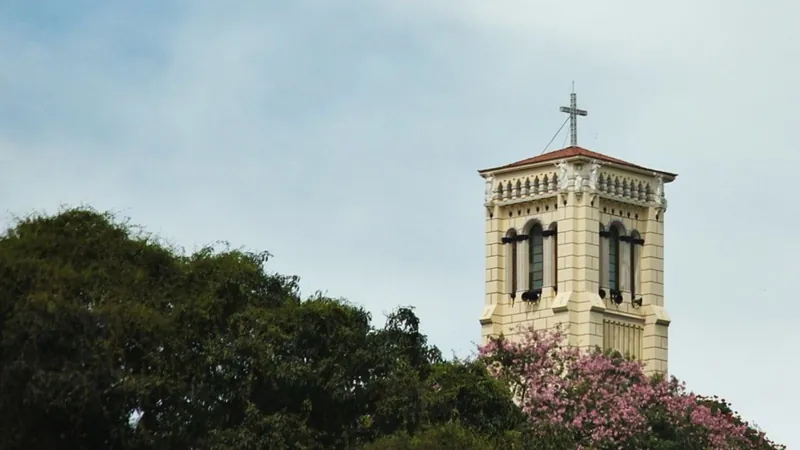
[528,226,544,291]
[620,239,631,293]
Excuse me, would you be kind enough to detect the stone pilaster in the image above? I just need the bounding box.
[641,204,669,375]
[640,206,664,306]
[481,206,504,342]
[517,233,529,294]
[569,189,604,353]
[543,232,554,290]
[599,227,609,289]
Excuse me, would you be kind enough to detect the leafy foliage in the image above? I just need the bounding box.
[0,207,784,449]
[478,326,785,450]
[0,208,521,449]
[362,422,498,450]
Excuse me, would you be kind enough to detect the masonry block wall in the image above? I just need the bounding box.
[479,148,675,376]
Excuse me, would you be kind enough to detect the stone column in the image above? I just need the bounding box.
[641,214,664,307]
[517,234,529,293]
[641,205,669,375]
[481,208,505,342]
[569,190,604,353]
[503,240,515,297]
[543,233,554,290]
[599,232,609,290]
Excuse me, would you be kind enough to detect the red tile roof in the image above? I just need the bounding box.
[479,146,677,178]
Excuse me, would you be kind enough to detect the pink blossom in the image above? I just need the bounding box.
[478,326,784,449]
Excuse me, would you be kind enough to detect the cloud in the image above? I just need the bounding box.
[1,1,798,446]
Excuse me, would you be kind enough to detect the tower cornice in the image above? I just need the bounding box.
[478,146,678,182]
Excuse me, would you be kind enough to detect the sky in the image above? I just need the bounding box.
[1,0,798,446]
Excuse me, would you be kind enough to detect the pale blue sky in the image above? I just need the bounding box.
[1,1,798,446]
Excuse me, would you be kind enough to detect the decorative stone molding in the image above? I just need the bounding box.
[588,160,601,191]
[574,169,584,201]
[555,160,570,191]
[653,173,668,213]
[551,291,572,313]
[484,175,494,203]
[603,318,644,360]
[554,159,574,204]
[594,173,653,207]
[479,304,497,325]
[491,173,560,207]
[484,175,495,214]
[643,305,671,326]
[552,159,606,202]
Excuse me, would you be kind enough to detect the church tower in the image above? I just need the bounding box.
[478,93,677,375]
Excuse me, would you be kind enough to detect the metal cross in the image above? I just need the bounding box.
[559,84,587,147]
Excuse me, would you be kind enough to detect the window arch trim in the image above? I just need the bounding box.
[604,219,627,235]
[522,219,545,235]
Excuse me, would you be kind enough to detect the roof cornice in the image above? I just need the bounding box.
[478,146,677,182]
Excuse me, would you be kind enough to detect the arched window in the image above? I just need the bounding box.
[608,225,621,291]
[503,229,518,297]
[529,224,544,290]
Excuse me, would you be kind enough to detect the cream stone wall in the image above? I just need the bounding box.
[480,155,673,375]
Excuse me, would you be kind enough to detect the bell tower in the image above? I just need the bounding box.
[478,97,677,375]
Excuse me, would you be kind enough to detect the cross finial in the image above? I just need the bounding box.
[559,83,588,147]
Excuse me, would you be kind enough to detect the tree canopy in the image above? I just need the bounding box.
[0,208,784,449]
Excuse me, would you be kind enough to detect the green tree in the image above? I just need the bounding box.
[361,422,497,450]
[0,208,524,449]
[0,207,782,449]
[0,209,181,449]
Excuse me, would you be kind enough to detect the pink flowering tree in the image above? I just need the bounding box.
[478,326,784,450]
